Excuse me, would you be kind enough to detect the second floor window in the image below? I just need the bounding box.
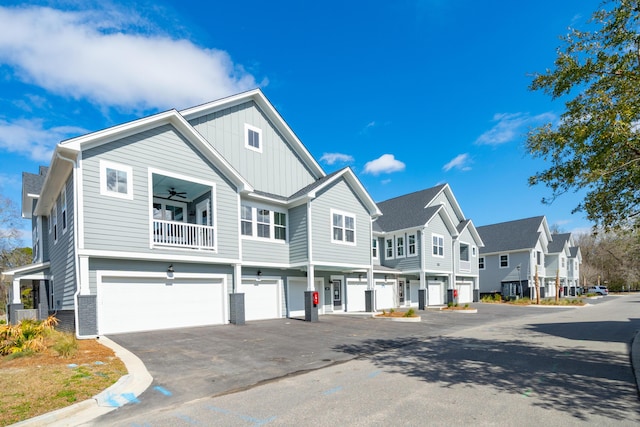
[386,238,393,258]
[372,239,378,259]
[479,257,485,269]
[408,234,416,256]
[396,236,404,257]
[245,124,262,152]
[241,204,286,241]
[432,234,444,257]
[61,188,67,232]
[100,160,133,200]
[331,210,355,244]
[53,203,58,242]
[500,254,509,268]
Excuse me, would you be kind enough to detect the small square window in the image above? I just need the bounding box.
[100,160,133,200]
[500,254,509,268]
[479,257,485,269]
[245,124,262,152]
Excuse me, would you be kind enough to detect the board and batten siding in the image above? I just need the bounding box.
[48,176,77,310]
[189,101,317,197]
[310,179,371,266]
[424,214,453,273]
[81,125,239,260]
[432,191,464,223]
[288,204,308,264]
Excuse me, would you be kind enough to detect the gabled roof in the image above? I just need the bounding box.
[457,219,485,247]
[477,216,551,254]
[180,89,325,179]
[548,233,571,254]
[35,108,254,216]
[374,184,447,232]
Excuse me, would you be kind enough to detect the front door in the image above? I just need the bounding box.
[398,279,405,304]
[332,279,342,309]
[324,283,332,313]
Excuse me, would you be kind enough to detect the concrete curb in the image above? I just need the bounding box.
[10,336,152,427]
[631,330,640,398]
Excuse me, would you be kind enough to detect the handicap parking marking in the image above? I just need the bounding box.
[153,385,173,396]
[322,386,343,396]
[207,405,276,426]
[368,370,381,378]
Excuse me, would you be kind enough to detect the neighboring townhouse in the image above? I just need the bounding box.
[4,89,384,337]
[373,184,484,307]
[547,233,582,296]
[477,216,552,299]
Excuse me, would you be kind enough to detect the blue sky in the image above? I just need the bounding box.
[0,0,603,244]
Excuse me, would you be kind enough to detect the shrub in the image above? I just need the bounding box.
[52,332,78,358]
[493,294,502,302]
[464,303,469,309]
[404,308,416,317]
[447,302,453,308]
[389,308,395,313]
[0,315,59,356]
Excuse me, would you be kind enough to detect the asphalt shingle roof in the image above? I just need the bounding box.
[477,216,546,254]
[22,169,47,196]
[374,184,447,232]
[548,233,571,253]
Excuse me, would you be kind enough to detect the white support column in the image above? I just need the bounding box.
[307,264,315,291]
[79,256,90,295]
[12,278,21,304]
[368,267,374,290]
[234,263,242,293]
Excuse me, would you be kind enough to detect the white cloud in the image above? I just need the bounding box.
[0,5,262,111]
[443,153,472,172]
[320,152,354,165]
[0,119,86,162]
[363,154,405,175]
[475,112,555,146]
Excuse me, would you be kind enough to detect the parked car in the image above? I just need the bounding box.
[588,285,609,295]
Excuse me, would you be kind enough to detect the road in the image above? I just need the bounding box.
[92,295,640,426]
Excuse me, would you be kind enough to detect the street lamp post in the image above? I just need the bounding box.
[517,264,522,299]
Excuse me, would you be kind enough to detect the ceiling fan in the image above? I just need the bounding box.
[165,188,187,200]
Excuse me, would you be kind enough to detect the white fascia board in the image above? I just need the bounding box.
[22,193,39,219]
[181,89,326,179]
[432,184,466,221]
[1,262,50,279]
[306,168,382,217]
[479,249,531,257]
[58,109,253,194]
[460,219,485,248]
[34,151,75,216]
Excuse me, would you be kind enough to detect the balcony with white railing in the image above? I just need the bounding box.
[153,220,215,250]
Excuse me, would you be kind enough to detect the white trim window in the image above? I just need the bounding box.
[396,235,405,257]
[244,123,263,152]
[499,254,509,268]
[153,198,187,222]
[100,160,133,199]
[61,186,67,233]
[331,209,356,245]
[53,202,58,243]
[472,246,476,257]
[372,238,378,260]
[408,234,416,256]
[432,234,444,257]
[386,238,393,259]
[48,208,52,234]
[32,224,39,262]
[241,203,286,242]
[479,256,485,270]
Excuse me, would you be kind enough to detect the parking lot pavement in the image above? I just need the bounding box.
[94,303,571,424]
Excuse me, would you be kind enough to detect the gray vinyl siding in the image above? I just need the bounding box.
[457,227,479,276]
[424,214,453,272]
[190,101,317,196]
[242,239,289,264]
[381,231,421,271]
[49,176,76,310]
[88,258,233,294]
[479,251,531,293]
[41,215,50,262]
[310,179,371,266]
[81,125,239,260]
[289,204,308,264]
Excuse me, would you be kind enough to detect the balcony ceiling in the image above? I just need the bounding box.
[152,174,209,202]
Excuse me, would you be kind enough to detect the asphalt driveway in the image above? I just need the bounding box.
[93,303,571,424]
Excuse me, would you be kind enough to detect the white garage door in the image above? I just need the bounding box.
[375,281,396,310]
[239,279,281,321]
[428,281,444,306]
[98,276,226,335]
[457,282,473,303]
[346,280,367,312]
[409,282,419,307]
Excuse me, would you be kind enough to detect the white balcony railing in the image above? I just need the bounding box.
[459,260,471,272]
[153,220,215,250]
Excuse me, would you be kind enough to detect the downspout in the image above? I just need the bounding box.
[306,198,314,291]
[55,152,84,339]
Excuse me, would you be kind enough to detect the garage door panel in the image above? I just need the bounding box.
[346,281,367,312]
[428,282,444,306]
[375,282,395,310]
[239,280,280,321]
[99,278,225,335]
[457,283,473,303]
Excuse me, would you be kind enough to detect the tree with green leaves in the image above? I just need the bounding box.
[527,0,640,230]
